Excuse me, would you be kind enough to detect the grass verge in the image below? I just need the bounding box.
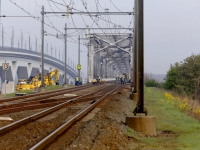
[127,87,200,150]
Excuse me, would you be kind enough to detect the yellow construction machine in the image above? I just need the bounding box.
[45,69,59,85]
[15,79,36,91]
[91,79,105,85]
[15,69,59,91]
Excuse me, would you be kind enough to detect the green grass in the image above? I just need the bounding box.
[46,85,63,91]
[5,90,34,98]
[127,87,200,150]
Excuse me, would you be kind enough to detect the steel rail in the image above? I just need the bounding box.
[0,95,102,115]
[30,85,119,150]
[0,84,92,104]
[0,85,113,136]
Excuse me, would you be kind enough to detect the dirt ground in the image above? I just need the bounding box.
[47,85,138,150]
[0,84,141,149]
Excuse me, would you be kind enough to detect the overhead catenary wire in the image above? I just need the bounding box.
[80,0,113,43]
[47,0,63,18]
[110,0,122,12]
[8,0,84,45]
[7,0,133,73]
[48,0,132,31]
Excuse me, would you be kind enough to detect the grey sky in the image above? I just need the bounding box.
[1,0,200,75]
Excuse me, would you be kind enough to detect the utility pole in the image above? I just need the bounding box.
[87,43,89,83]
[78,35,80,80]
[55,47,56,58]
[28,33,30,50]
[105,59,107,78]
[51,44,52,56]
[59,49,60,60]
[21,30,23,49]
[5,63,6,97]
[132,0,146,115]
[12,27,14,48]
[40,5,45,88]
[11,27,13,48]
[35,35,37,52]
[2,25,3,47]
[64,23,67,85]
[46,42,48,54]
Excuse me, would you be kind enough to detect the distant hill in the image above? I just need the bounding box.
[144,73,166,83]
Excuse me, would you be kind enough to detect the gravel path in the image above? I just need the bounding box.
[48,85,137,150]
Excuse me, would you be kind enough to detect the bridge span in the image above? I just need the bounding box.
[0,46,78,94]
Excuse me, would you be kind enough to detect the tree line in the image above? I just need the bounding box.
[164,54,200,100]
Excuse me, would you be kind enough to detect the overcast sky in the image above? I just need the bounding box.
[1,0,200,76]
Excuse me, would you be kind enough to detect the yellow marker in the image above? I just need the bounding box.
[77,64,81,70]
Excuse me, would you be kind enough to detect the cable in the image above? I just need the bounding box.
[81,0,113,43]
[47,0,63,18]
[8,0,84,45]
[70,14,83,34]
[48,0,65,11]
[110,0,122,12]
[49,0,131,31]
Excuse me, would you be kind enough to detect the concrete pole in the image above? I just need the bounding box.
[51,44,52,56]
[11,27,13,48]
[46,42,48,54]
[101,63,102,79]
[12,28,14,48]
[35,36,37,52]
[59,50,60,60]
[4,60,6,97]
[2,25,3,47]
[21,30,23,49]
[78,35,80,80]
[87,44,89,83]
[64,23,67,84]
[55,47,56,58]
[105,59,107,78]
[88,37,94,82]
[29,33,30,50]
[41,6,45,87]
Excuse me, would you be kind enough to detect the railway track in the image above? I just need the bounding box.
[0,84,92,104]
[0,84,95,115]
[0,84,120,149]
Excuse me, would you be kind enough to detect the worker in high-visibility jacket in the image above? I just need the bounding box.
[96,75,101,83]
[75,76,79,86]
[120,75,125,85]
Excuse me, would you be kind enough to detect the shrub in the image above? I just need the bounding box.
[145,78,160,87]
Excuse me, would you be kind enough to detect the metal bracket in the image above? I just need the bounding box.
[133,106,148,116]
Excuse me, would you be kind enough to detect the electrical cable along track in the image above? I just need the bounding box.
[0,84,120,150]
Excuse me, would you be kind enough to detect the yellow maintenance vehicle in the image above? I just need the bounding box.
[15,69,59,91]
[91,78,105,85]
[15,79,36,91]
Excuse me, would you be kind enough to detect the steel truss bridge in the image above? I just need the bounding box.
[87,33,133,82]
